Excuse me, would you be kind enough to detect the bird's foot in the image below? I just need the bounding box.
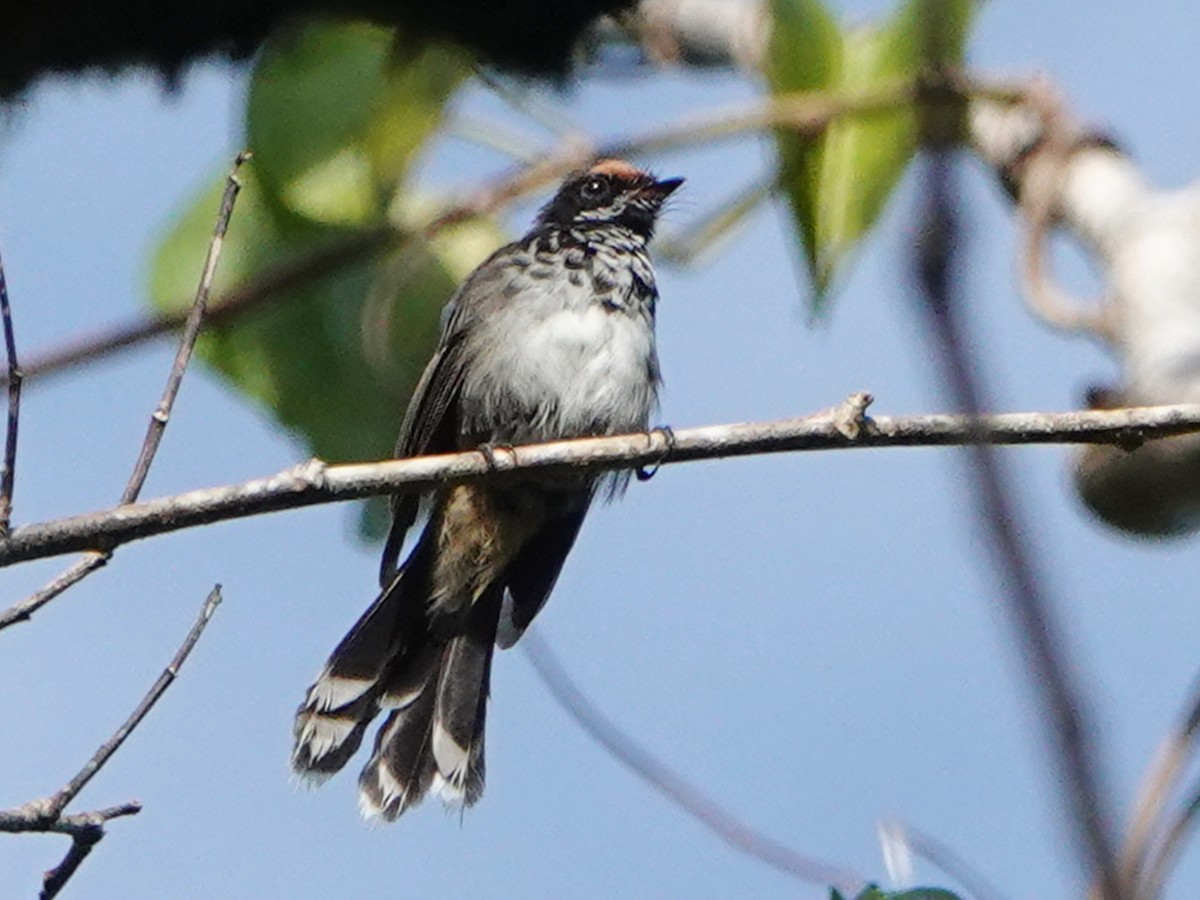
[637,426,676,482]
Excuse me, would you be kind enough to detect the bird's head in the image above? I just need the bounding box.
[536,159,684,240]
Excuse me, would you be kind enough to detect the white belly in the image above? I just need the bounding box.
[462,297,657,443]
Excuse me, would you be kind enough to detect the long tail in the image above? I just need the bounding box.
[291,534,502,819]
[358,588,501,819]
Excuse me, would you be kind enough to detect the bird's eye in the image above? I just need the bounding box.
[579,175,611,203]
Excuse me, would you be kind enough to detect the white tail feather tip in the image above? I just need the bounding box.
[294,714,358,766]
[431,721,471,789]
[305,672,375,712]
[358,761,413,821]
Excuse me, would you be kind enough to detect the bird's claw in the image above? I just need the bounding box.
[637,426,676,482]
[478,442,517,471]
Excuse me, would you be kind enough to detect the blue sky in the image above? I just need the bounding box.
[3,2,1200,897]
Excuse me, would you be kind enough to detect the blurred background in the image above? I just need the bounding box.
[3,1,1200,897]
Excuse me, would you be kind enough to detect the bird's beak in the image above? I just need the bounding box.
[650,176,685,197]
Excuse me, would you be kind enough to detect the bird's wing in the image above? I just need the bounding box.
[378,301,472,586]
[496,505,589,648]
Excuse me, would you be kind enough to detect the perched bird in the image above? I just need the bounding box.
[292,159,683,819]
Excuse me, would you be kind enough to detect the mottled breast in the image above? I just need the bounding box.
[458,228,660,446]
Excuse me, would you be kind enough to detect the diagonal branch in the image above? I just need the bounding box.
[1118,669,1200,898]
[0,400,1198,580]
[6,77,1027,390]
[522,629,865,892]
[121,151,250,504]
[0,585,223,899]
[1137,776,1200,900]
[911,152,1119,895]
[0,154,247,631]
[0,247,22,536]
[48,585,224,816]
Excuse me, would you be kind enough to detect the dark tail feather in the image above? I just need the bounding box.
[357,646,441,820]
[291,535,436,780]
[357,589,501,819]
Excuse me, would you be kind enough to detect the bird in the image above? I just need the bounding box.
[291,159,683,820]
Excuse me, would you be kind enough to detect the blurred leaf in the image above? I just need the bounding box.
[246,20,469,227]
[148,161,502,470]
[767,0,976,305]
[765,0,842,290]
[150,20,488,542]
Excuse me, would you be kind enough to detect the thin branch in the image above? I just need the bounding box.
[912,152,1120,895]
[0,800,143,837]
[521,629,864,893]
[0,247,21,536]
[0,586,222,899]
[656,173,774,266]
[122,151,248,504]
[0,554,110,629]
[50,584,224,815]
[35,802,143,900]
[1119,670,1200,898]
[1,400,1200,574]
[1138,777,1200,900]
[0,155,247,631]
[11,225,397,386]
[6,77,1029,389]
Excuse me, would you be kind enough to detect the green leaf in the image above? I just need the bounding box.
[151,21,483,540]
[765,0,842,292]
[831,887,963,900]
[246,20,469,228]
[147,161,503,470]
[767,0,976,305]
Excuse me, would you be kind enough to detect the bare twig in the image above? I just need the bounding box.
[0,155,247,631]
[1118,671,1200,898]
[0,555,110,630]
[52,585,224,815]
[37,802,143,900]
[1138,777,1200,900]
[122,151,248,504]
[0,585,223,898]
[912,151,1120,895]
[0,247,22,536]
[6,78,1028,389]
[522,629,864,893]
[656,174,774,266]
[0,401,1199,575]
[11,226,397,386]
